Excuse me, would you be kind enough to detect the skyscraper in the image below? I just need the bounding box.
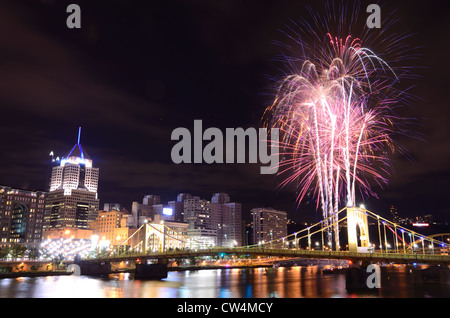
[43,128,99,230]
[183,196,218,248]
[251,207,287,247]
[182,193,242,248]
[211,193,242,247]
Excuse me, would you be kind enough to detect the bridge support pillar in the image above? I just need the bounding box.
[78,262,111,276]
[134,263,168,280]
[440,268,450,284]
[345,264,381,291]
[409,265,450,285]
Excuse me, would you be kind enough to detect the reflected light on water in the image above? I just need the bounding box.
[0,266,448,298]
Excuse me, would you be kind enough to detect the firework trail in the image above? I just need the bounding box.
[263,2,415,248]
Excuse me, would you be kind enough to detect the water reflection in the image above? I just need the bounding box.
[0,266,448,298]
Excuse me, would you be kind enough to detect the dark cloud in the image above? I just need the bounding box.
[0,0,449,223]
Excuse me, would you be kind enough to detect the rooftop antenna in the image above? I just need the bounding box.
[77,126,81,144]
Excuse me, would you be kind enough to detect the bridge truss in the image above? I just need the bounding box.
[102,207,450,264]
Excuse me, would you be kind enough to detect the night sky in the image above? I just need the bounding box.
[1,0,449,223]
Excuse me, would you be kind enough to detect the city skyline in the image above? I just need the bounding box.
[0,0,450,224]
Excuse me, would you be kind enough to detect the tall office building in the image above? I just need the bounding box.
[182,193,242,248]
[223,202,242,246]
[43,128,99,230]
[211,193,242,247]
[183,196,218,248]
[251,207,287,247]
[0,186,46,244]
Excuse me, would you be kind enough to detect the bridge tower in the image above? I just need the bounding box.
[144,223,165,252]
[347,207,370,253]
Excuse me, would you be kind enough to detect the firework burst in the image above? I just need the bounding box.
[263,2,415,246]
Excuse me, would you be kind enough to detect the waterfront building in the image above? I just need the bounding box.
[251,207,287,247]
[0,185,46,244]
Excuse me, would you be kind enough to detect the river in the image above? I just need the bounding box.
[0,265,449,298]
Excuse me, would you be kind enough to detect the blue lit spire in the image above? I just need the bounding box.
[66,126,91,160]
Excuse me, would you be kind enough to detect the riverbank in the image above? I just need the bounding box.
[0,263,311,279]
[0,271,71,279]
[0,264,275,278]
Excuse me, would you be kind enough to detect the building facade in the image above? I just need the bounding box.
[251,207,287,247]
[103,203,123,212]
[211,193,242,247]
[131,194,161,227]
[40,227,94,260]
[89,210,135,246]
[184,196,218,248]
[168,192,192,222]
[0,186,46,244]
[182,193,242,247]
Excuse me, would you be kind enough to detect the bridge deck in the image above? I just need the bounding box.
[83,247,450,265]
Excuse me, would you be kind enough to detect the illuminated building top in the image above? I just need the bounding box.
[49,127,99,194]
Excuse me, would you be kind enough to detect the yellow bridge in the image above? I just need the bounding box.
[85,246,450,265]
[84,207,450,266]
